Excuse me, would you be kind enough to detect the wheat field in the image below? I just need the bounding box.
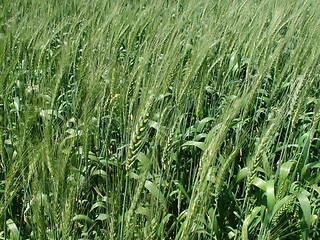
[0,0,319,239]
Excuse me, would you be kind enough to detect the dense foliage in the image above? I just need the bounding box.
[0,0,319,239]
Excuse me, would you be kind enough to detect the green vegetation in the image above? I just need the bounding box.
[1,0,319,239]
